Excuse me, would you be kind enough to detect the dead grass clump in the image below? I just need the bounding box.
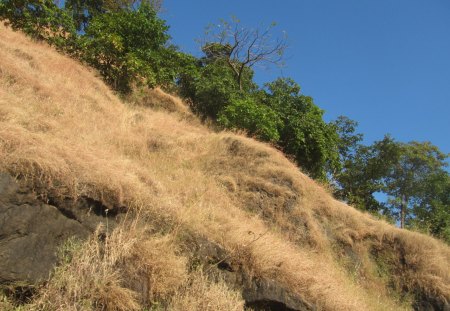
[122,234,187,305]
[0,292,15,311]
[28,225,188,311]
[168,270,245,311]
[128,86,191,115]
[370,231,450,304]
[29,227,140,311]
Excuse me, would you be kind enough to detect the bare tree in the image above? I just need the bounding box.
[201,17,287,91]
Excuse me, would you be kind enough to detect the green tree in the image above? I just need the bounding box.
[332,116,363,163]
[411,171,450,242]
[178,42,256,119]
[384,141,449,229]
[0,0,78,51]
[333,135,400,214]
[65,0,162,31]
[262,78,340,180]
[81,3,179,92]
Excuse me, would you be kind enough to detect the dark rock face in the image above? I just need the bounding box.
[187,236,314,311]
[413,294,450,311]
[242,278,314,311]
[0,173,118,284]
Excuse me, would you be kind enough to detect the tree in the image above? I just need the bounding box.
[333,135,401,214]
[332,116,364,163]
[262,78,340,180]
[81,3,177,92]
[201,17,287,91]
[383,141,449,229]
[411,171,450,243]
[178,41,257,119]
[333,133,450,237]
[0,0,78,51]
[65,0,163,31]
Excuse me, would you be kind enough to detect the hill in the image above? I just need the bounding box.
[0,24,449,311]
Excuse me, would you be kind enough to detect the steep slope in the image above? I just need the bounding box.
[0,24,449,311]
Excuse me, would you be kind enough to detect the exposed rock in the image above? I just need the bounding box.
[413,293,450,311]
[186,235,314,311]
[0,173,120,284]
[242,278,314,311]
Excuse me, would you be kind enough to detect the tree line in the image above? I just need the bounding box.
[1,0,448,242]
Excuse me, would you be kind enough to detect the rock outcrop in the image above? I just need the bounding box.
[187,236,314,311]
[0,173,118,284]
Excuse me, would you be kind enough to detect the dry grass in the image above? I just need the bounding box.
[127,86,192,116]
[168,271,245,311]
[0,293,15,311]
[26,225,188,311]
[1,23,449,310]
[29,227,143,311]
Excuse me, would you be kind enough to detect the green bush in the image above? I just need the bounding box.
[218,96,281,142]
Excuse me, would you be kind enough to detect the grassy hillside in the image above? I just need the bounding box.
[0,24,449,310]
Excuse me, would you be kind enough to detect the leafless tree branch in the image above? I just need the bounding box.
[201,17,287,91]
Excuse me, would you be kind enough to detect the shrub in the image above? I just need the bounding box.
[218,96,281,142]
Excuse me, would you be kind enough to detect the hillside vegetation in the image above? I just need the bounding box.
[1,0,449,239]
[0,24,449,311]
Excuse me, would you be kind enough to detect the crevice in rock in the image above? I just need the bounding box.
[57,207,80,222]
[182,233,314,311]
[81,196,120,217]
[246,299,299,311]
[217,261,234,272]
[1,285,36,306]
[0,173,122,285]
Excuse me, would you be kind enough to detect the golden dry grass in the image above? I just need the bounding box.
[1,24,449,310]
[168,271,245,311]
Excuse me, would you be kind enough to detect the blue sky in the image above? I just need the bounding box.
[161,0,450,155]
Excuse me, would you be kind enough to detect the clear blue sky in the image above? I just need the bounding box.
[161,0,450,154]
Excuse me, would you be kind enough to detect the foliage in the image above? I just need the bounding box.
[181,69,339,180]
[65,0,162,31]
[65,0,106,31]
[262,78,340,180]
[178,60,238,119]
[383,141,449,229]
[217,96,281,142]
[408,170,450,243]
[178,45,256,119]
[81,3,180,92]
[1,1,181,93]
[334,132,450,240]
[0,0,78,52]
[333,135,400,214]
[332,116,364,162]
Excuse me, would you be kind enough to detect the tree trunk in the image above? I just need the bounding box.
[400,195,406,229]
